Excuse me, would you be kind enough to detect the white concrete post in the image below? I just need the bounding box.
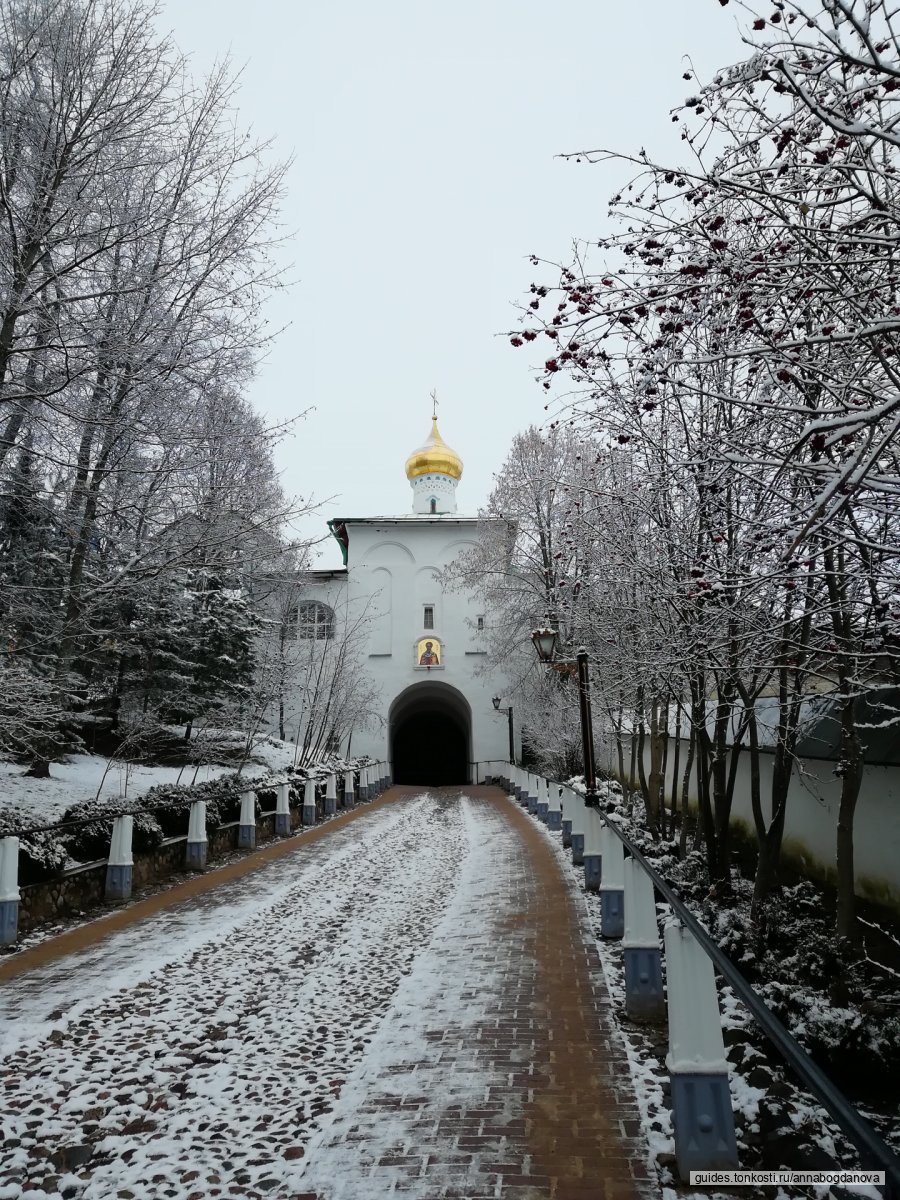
[185,800,208,870]
[623,857,664,1021]
[536,777,550,824]
[598,826,624,937]
[275,781,291,835]
[560,787,573,847]
[325,773,337,815]
[514,766,525,803]
[546,782,562,832]
[105,815,134,903]
[343,769,355,808]
[569,794,586,865]
[583,807,603,892]
[302,778,317,825]
[527,772,539,815]
[0,837,20,945]
[664,922,738,1175]
[238,790,257,849]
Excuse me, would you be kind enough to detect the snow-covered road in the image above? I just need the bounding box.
[0,792,557,1200]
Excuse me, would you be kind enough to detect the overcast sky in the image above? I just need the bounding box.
[158,1,751,566]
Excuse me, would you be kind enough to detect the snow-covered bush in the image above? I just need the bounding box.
[61,797,163,863]
[759,978,900,1092]
[137,769,301,836]
[0,809,68,885]
[141,773,250,836]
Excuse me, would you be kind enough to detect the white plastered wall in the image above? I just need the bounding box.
[596,732,900,911]
[341,517,513,774]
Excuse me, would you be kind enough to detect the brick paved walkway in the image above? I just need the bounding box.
[0,788,654,1200]
[296,790,652,1200]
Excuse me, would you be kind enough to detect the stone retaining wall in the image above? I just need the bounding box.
[19,861,107,929]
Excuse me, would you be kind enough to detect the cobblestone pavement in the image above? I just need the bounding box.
[0,788,654,1200]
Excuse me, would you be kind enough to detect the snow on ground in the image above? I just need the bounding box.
[0,726,373,830]
[296,797,524,1198]
[0,792,526,1200]
[0,741,294,828]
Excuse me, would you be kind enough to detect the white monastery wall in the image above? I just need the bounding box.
[596,732,900,910]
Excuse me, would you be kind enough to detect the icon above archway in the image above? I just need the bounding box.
[416,637,442,668]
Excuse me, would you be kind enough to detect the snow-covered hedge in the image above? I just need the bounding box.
[0,809,69,885]
[4,756,370,889]
[138,772,266,837]
[60,797,164,863]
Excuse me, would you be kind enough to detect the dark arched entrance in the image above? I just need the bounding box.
[389,681,472,785]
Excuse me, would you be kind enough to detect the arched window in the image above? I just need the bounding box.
[429,498,437,514]
[293,601,335,640]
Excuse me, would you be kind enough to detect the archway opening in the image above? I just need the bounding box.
[389,681,471,785]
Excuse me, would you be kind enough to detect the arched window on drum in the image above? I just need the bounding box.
[291,601,335,640]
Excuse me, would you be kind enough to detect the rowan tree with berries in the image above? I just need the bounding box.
[506,0,900,939]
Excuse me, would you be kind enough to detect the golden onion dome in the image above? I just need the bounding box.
[404,417,464,481]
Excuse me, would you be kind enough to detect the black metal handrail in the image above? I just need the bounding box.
[485,763,900,1198]
[599,812,900,1197]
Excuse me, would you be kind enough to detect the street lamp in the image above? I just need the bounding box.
[492,695,516,765]
[530,627,599,809]
[531,626,557,663]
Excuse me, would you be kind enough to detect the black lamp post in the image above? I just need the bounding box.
[492,695,515,765]
[531,627,600,808]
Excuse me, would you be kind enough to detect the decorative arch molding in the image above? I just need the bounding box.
[365,539,416,564]
[388,679,472,723]
[438,538,478,564]
[414,564,440,584]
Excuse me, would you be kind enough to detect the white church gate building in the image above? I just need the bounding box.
[282,416,516,784]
